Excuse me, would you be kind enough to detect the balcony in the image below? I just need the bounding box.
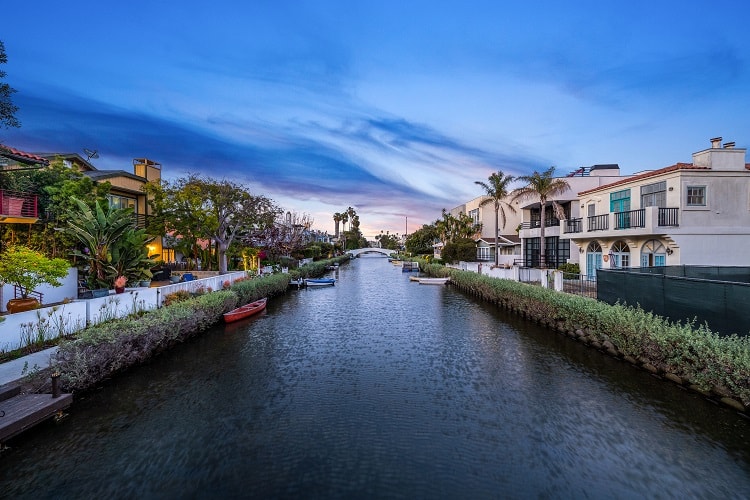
[562,206,679,238]
[520,217,561,230]
[0,190,38,223]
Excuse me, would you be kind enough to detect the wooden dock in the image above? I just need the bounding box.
[0,382,72,443]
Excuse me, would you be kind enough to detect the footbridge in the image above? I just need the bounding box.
[346,248,396,257]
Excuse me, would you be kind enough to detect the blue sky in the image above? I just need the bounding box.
[2,1,749,238]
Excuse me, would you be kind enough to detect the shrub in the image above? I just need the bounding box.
[441,238,477,263]
[52,290,238,392]
[438,265,750,406]
[163,290,192,306]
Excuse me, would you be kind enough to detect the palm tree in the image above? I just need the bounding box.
[340,211,349,233]
[511,166,570,268]
[475,171,516,266]
[333,212,342,239]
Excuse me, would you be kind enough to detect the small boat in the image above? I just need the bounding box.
[409,275,421,282]
[223,298,267,323]
[304,278,336,287]
[418,277,450,285]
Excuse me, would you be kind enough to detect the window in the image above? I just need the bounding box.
[469,208,480,225]
[686,186,706,206]
[524,237,540,267]
[641,181,666,208]
[107,194,137,211]
[610,189,631,212]
[544,236,570,269]
[587,204,596,217]
[477,246,490,261]
[640,239,666,267]
[610,241,630,268]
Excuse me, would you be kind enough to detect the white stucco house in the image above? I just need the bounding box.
[561,137,750,278]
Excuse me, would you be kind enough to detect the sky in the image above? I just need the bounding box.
[2,1,750,239]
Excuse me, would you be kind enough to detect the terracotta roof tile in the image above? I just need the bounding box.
[578,162,709,196]
[0,144,50,165]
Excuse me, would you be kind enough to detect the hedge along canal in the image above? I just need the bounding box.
[2,255,750,498]
[421,261,750,413]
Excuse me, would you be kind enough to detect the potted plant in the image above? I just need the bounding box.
[114,275,127,294]
[0,245,70,313]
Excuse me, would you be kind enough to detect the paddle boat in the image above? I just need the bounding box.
[223,297,267,323]
[304,278,336,287]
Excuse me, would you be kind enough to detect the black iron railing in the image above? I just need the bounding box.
[658,208,679,227]
[587,214,609,231]
[614,209,645,229]
[564,218,583,233]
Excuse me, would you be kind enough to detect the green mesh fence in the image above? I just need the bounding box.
[597,266,750,337]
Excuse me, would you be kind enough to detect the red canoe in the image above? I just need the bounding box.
[223,297,267,323]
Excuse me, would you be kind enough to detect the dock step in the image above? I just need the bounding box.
[0,383,21,402]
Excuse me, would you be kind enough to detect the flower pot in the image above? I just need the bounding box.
[115,287,125,294]
[6,297,40,314]
[140,280,152,288]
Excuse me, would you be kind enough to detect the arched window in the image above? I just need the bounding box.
[610,241,630,268]
[641,239,666,267]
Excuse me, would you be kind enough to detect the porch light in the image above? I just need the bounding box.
[666,247,673,255]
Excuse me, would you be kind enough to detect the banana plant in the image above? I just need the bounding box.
[65,198,143,289]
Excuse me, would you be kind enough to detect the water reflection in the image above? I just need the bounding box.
[1,255,749,498]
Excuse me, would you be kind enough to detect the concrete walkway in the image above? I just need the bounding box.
[0,347,58,387]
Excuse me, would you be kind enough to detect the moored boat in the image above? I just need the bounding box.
[223,297,267,323]
[418,277,450,285]
[304,278,336,287]
[401,262,420,272]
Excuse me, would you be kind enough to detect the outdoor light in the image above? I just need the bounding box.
[666,247,674,255]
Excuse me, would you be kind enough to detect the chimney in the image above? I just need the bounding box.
[723,141,735,149]
[710,137,723,148]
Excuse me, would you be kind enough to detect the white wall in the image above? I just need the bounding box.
[0,268,79,313]
[0,271,248,353]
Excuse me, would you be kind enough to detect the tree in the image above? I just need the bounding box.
[405,224,439,255]
[0,156,110,258]
[441,237,478,264]
[0,41,20,129]
[0,245,69,298]
[375,231,400,250]
[511,166,570,267]
[146,175,280,274]
[475,171,516,266]
[263,210,313,259]
[435,209,479,244]
[65,198,146,289]
[333,212,342,239]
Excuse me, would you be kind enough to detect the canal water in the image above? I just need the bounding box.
[2,256,750,498]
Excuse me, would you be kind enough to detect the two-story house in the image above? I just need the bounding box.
[35,153,166,260]
[450,195,523,264]
[562,137,750,278]
[516,165,626,268]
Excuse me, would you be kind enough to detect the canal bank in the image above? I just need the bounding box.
[2,255,750,498]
